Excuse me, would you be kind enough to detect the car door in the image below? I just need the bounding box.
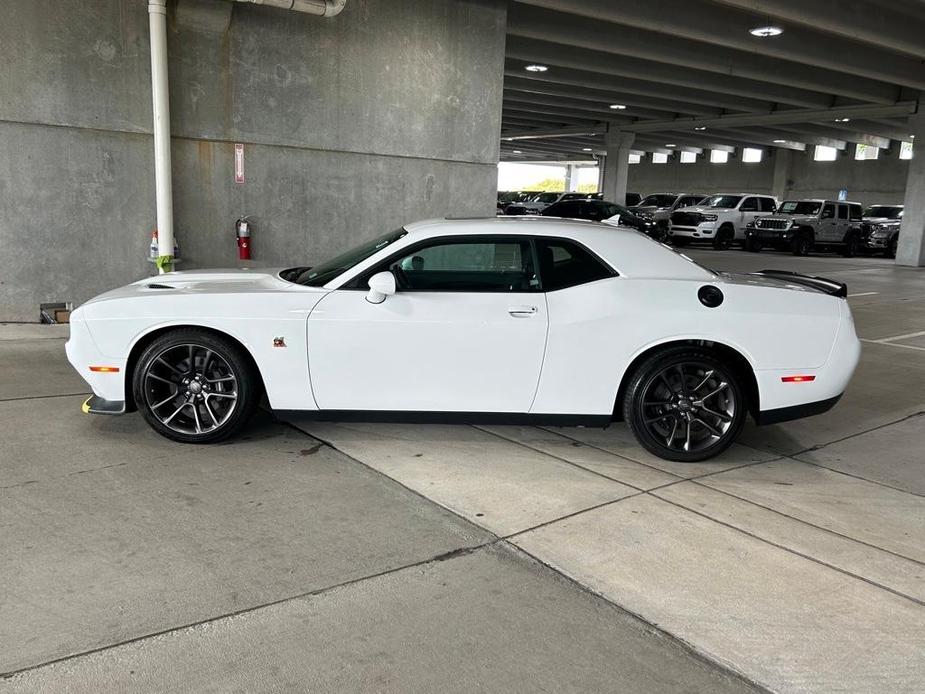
[835,203,850,242]
[307,236,548,413]
[819,203,837,241]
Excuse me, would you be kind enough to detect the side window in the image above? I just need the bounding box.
[535,238,613,292]
[681,196,700,207]
[822,203,836,219]
[849,204,863,221]
[759,197,776,212]
[837,204,849,220]
[390,240,535,292]
[740,197,759,211]
[553,202,580,218]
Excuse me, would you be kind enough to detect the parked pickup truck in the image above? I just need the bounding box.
[743,199,863,256]
[668,193,777,249]
[860,204,903,258]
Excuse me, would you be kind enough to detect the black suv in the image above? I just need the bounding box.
[541,199,659,238]
[860,204,903,257]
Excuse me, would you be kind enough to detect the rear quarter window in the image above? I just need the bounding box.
[536,238,614,291]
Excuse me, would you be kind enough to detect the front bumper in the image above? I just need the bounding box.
[669,222,716,238]
[82,396,126,415]
[746,226,796,243]
[862,234,891,250]
[65,315,128,405]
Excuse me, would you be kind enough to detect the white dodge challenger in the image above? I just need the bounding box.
[67,217,860,462]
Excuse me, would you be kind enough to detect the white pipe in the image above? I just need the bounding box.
[148,0,174,272]
[232,0,346,17]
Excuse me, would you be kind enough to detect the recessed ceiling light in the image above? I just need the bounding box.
[524,64,548,73]
[911,135,916,139]
[749,25,783,37]
[694,126,707,131]
[609,104,627,110]
[665,144,677,148]
[512,150,523,154]
[582,147,593,151]
[834,117,851,123]
[773,139,787,144]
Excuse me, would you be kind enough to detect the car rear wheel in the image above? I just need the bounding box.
[840,232,859,258]
[133,329,261,444]
[622,347,747,462]
[712,225,735,250]
[886,236,898,259]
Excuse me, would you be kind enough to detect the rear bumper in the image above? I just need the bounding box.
[755,394,842,425]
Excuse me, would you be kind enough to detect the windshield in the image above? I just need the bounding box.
[638,194,678,208]
[700,195,743,209]
[863,205,903,219]
[778,200,822,215]
[533,192,561,203]
[284,229,407,287]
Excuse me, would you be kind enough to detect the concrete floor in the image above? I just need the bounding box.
[2,249,924,693]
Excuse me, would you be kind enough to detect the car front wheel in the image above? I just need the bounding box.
[133,329,261,443]
[791,232,812,256]
[622,347,747,462]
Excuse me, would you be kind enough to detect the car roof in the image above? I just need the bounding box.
[397,217,712,281]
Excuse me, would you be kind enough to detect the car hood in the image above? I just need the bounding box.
[675,206,723,214]
[82,268,297,305]
[863,216,900,224]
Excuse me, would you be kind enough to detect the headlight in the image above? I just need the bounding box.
[702,214,718,222]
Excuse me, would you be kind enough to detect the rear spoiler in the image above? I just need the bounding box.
[751,270,848,298]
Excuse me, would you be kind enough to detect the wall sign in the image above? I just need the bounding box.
[234,143,245,183]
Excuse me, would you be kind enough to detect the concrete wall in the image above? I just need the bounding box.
[0,0,506,321]
[628,147,909,204]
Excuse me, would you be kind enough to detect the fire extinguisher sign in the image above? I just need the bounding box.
[234,143,245,183]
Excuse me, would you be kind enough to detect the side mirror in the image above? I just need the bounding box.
[366,271,396,304]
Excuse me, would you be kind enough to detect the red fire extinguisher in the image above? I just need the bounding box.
[235,217,252,261]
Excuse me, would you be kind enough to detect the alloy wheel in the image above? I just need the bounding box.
[142,343,238,436]
[639,361,736,454]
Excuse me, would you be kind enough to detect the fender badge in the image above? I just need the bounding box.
[273,337,286,348]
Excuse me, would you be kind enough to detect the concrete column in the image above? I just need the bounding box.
[771,149,792,202]
[596,158,605,192]
[602,129,636,204]
[897,108,925,267]
[565,164,578,192]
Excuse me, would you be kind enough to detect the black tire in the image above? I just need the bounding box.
[671,236,690,247]
[744,236,762,253]
[132,329,261,444]
[791,231,812,256]
[840,231,859,258]
[621,347,748,462]
[712,224,735,250]
[886,236,898,259]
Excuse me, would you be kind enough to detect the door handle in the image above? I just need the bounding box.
[508,305,538,317]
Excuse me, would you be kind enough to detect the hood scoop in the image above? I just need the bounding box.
[144,283,176,290]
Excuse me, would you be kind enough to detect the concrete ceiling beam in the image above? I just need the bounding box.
[508,5,907,103]
[623,103,917,133]
[513,0,923,92]
[706,0,925,60]
[505,60,776,113]
[503,92,671,121]
[771,124,892,148]
[501,125,609,140]
[503,77,718,118]
[506,37,835,109]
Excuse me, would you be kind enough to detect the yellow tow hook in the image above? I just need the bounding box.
[81,398,92,414]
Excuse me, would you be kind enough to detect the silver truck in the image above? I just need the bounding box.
[631,193,705,233]
[743,199,863,256]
